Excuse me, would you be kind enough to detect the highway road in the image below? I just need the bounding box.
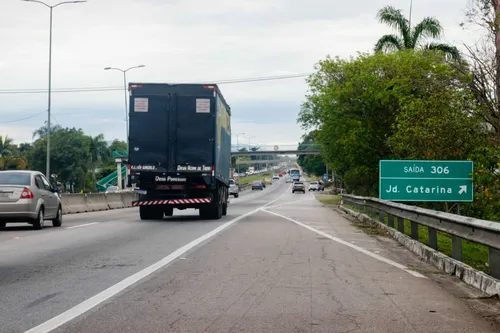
[1,179,498,333]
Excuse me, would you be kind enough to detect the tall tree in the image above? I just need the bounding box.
[460,0,500,141]
[0,135,13,157]
[299,50,474,195]
[374,5,460,60]
[32,124,62,140]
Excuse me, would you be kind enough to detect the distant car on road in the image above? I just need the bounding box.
[273,174,279,180]
[252,181,264,191]
[292,181,306,194]
[264,178,272,185]
[229,179,239,198]
[308,181,321,191]
[0,170,62,230]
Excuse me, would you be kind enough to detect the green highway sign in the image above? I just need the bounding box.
[379,160,473,202]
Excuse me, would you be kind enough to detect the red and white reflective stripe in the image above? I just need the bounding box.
[132,198,211,206]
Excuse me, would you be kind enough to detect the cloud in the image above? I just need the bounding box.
[0,0,477,145]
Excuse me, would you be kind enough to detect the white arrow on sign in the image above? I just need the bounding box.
[458,185,467,195]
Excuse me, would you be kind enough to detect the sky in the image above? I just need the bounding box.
[0,0,480,146]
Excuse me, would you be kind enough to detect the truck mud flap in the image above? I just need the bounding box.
[132,198,212,206]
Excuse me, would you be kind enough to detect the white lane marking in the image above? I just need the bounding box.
[65,222,100,229]
[265,198,315,209]
[25,185,291,333]
[261,209,427,279]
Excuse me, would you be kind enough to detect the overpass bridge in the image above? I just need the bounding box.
[230,144,321,157]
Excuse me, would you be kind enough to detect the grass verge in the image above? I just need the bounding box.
[316,194,341,206]
[342,202,490,274]
[237,173,272,185]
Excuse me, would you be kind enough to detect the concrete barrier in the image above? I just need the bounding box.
[107,193,125,209]
[60,192,139,215]
[121,192,137,207]
[85,193,109,212]
[61,194,88,214]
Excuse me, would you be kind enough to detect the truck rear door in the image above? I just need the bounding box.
[173,94,214,173]
[129,94,171,170]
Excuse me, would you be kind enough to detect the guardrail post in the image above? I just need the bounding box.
[428,227,438,250]
[387,214,394,228]
[379,210,385,223]
[396,216,404,233]
[451,236,463,261]
[489,247,500,279]
[410,221,418,240]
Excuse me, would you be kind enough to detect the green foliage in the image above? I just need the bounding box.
[297,131,326,176]
[299,50,479,196]
[460,147,500,221]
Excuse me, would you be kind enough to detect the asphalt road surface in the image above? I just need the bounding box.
[1,179,498,333]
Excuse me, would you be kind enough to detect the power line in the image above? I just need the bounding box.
[0,73,311,95]
[0,111,45,124]
[0,73,312,124]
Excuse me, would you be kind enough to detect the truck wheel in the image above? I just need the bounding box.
[140,206,163,220]
[214,202,223,219]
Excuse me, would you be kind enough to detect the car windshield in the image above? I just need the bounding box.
[0,172,31,186]
[295,182,303,185]
[229,180,235,185]
[310,182,318,185]
[252,181,261,185]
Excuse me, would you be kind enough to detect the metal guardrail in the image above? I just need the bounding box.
[340,194,500,279]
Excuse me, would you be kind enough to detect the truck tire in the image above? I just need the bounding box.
[140,206,163,220]
[213,201,223,219]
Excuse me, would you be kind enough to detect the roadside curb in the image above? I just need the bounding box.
[337,205,500,296]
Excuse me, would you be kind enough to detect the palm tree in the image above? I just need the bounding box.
[0,135,13,157]
[374,5,460,60]
[32,124,62,140]
[88,134,109,189]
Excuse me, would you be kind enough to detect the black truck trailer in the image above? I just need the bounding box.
[127,83,232,220]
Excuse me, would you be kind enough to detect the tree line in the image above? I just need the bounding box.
[0,124,127,193]
[298,3,500,220]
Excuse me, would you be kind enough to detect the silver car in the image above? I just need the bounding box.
[229,179,239,198]
[0,170,62,229]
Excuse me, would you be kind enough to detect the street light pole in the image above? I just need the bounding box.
[104,65,145,143]
[104,65,145,189]
[21,0,87,180]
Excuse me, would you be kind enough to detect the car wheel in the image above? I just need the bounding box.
[33,208,45,230]
[0,221,6,228]
[234,193,239,198]
[52,205,63,227]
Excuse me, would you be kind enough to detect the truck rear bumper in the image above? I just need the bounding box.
[132,198,212,206]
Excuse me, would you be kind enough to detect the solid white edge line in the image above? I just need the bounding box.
[24,184,292,333]
[65,222,100,229]
[261,209,427,279]
[265,198,315,210]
